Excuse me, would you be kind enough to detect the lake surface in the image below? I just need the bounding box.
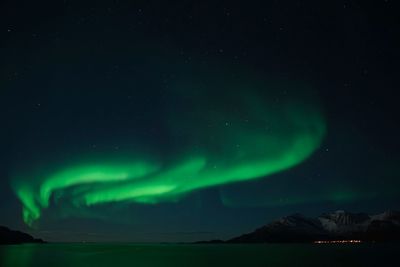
[1,243,399,267]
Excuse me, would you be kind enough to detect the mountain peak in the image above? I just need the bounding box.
[0,226,45,244]
[222,209,400,243]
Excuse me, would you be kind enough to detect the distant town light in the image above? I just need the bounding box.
[313,240,362,244]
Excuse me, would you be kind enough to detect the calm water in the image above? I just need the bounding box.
[1,243,399,267]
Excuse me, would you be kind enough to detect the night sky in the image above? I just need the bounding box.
[0,0,399,242]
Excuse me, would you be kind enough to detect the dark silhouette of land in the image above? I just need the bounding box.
[0,226,45,245]
[2,210,399,245]
[196,210,400,244]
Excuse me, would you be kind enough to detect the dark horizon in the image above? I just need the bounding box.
[3,208,400,244]
[1,0,399,243]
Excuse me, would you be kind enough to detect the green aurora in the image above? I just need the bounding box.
[11,73,326,227]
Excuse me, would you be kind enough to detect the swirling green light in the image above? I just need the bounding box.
[12,76,326,227]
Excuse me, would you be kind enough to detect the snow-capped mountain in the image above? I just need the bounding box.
[228,213,329,243]
[225,210,400,243]
[318,210,370,233]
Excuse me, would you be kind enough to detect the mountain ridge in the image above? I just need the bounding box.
[0,226,45,245]
[197,210,400,243]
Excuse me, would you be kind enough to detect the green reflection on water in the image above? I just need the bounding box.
[1,243,399,267]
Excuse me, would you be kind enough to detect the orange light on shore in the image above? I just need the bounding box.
[313,240,362,244]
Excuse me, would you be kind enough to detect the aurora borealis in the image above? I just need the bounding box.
[11,75,325,226]
[1,0,399,243]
